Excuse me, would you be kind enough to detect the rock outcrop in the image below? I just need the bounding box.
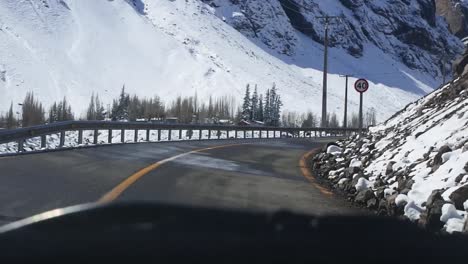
[311,59,468,233]
[206,0,463,78]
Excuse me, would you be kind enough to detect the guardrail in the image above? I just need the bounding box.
[0,121,363,155]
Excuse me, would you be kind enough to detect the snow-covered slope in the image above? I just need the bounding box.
[213,0,461,79]
[312,67,468,233]
[0,0,463,121]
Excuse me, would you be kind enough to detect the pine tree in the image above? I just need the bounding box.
[87,93,96,120]
[267,84,282,127]
[47,97,74,123]
[111,85,130,121]
[251,85,258,120]
[264,89,271,124]
[48,102,58,123]
[60,97,73,121]
[67,105,74,120]
[208,96,214,118]
[57,101,63,122]
[95,94,105,120]
[258,94,264,122]
[128,94,141,121]
[242,84,251,120]
[111,99,119,121]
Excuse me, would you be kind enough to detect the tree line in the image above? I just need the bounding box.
[241,83,282,126]
[0,92,87,129]
[106,86,237,124]
[0,86,241,129]
[0,86,376,129]
[281,108,377,128]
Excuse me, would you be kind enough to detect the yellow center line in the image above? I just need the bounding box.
[299,148,334,196]
[98,143,251,204]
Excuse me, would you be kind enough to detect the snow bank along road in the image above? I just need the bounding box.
[0,139,359,224]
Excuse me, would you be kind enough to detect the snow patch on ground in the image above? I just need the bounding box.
[355,178,370,192]
[315,75,468,232]
[327,145,342,156]
[0,129,276,154]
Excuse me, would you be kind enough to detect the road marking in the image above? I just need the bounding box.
[299,148,334,196]
[98,143,250,203]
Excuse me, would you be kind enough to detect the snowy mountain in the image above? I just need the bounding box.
[0,0,463,121]
[312,54,468,232]
[211,0,461,78]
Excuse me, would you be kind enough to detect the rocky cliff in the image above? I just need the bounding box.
[436,0,468,39]
[205,0,462,79]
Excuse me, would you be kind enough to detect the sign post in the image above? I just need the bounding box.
[354,79,369,133]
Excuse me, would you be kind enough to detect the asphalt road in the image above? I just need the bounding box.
[0,139,358,224]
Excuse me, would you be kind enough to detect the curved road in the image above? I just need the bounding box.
[0,139,357,224]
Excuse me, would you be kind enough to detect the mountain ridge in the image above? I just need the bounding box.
[0,0,463,122]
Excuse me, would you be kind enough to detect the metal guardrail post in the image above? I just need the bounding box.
[199,129,202,140]
[134,129,138,143]
[0,121,363,156]
[168,129,172,141]
[78,130,83,145]
[108,129,113,144]
[60,131,65,147]
[235,130,238,139]
[17,139,24,153]
[41,135,46,148]
[93,130,98,145]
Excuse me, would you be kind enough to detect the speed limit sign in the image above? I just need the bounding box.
[354,79,369,93]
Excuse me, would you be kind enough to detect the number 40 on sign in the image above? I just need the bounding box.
[354,79,369,93]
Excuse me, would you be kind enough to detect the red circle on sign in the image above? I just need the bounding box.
[354,79,369,93]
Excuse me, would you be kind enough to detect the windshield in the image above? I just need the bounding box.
[0,0,467,249]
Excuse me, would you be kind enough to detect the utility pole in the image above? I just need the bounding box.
[358,92,363,132]
[339,75,351,129]
[317,15,340,127]
[354,79,369,134]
